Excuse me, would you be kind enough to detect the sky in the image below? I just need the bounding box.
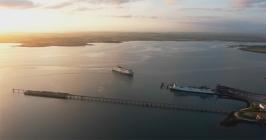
[0,0,265,33]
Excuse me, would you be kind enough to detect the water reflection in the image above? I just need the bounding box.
[111,71,134,85]
[169,90,215,100]
[220,112,266,127]
[220,112,243,127]
[167,89,266,127]
[1,41,266,139]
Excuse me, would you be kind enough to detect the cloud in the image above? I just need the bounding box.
[45,0,142,10]
[179,8,225,12]
[46,1,73,9]
[104,14,158,19]
[178,18,266,33]
[89,0,144,5]
[0,0,35,9]
[108,15,132,18]
[232,0,266,8]
[258,2,266,8]
[95,0,140,4]
[164,0,176,5]
[74,7,104,11]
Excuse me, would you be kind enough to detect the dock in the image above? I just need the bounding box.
[162,83,266,106]
[216,85,266,105]
[12,89,230,115]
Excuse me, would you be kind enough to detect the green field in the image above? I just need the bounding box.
[240,46,266,54]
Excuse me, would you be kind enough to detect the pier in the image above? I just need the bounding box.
[216,85,266,106]
[162,83,266,106]
[12,89,230,115]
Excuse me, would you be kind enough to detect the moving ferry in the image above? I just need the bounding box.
[169,83,215,94]
[112,65,134,76]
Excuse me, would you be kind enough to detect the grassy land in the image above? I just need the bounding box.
[240,46,266,54]
[1,32,266,47]
[229,45,266,54]
[235,106,266,122]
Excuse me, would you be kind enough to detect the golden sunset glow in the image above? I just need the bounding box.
[0,0,265,33]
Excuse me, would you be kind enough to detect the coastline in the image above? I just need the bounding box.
[229,45,266,54]
[239,47,266,54]
[1,32,266,47]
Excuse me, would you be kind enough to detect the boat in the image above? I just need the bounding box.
[169,83,215,94]
[112,65,134,76]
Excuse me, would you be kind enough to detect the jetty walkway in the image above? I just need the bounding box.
[12,89,230,115]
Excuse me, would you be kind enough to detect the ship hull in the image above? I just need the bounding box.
[170,86,215,95]
[112,69,134,76]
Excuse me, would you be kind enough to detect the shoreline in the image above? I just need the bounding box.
[239,47,266,54]
[4,40,266,48]
[229,45,266,54]
[234,106,266,123]
[1,32,266,47]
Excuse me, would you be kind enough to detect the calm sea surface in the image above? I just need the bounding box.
[0,41,265,140]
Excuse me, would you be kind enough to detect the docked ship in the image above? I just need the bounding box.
[169,83,215,94]
[112,65,134,76]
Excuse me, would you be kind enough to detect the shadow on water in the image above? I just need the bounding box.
[169,90,215,100]
[112,71,134,84]
[220,112,266,128]
[217,95,250,107]
[220,112,243,127]
[165,89,266,127]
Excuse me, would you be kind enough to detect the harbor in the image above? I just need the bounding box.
[161,83,266,123]
[1,41,266,139]
[12,85,266,124]
[161,83,266,106]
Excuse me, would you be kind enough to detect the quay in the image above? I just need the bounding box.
[12,89,230,115]
[204,85,266,123]
[216,85,266,106]
[161,84,266,124]
[162,83,266,106]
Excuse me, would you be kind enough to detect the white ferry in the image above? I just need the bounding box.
[112,65,134,76]
[169,83,215,94]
